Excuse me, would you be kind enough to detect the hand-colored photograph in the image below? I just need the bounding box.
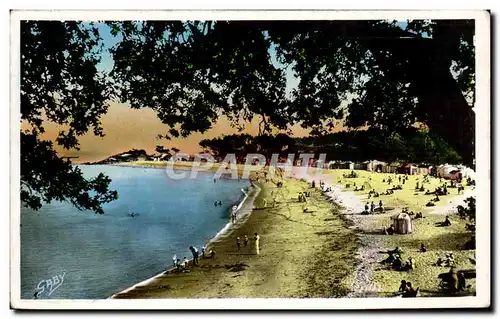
[10,10,490,310]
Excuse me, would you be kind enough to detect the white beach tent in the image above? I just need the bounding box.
[456,165,476,179]
[437,164,459,178]
[391,212,414,234]
[443,165,460,178]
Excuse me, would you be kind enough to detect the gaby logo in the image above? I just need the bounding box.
[35,272,66,298]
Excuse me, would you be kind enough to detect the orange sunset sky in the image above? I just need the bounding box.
[37,102,346,164]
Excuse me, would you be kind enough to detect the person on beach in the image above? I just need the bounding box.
[381,252,396,264]
[244,235,249,247]
[402,282,418,297]
[201,246,206,259]
[172,254,178,268]
[420,244,427,253]
[445,253,454,267]
[189,246,199,266]
[254,232,260,255]
[441,216,452,227]
[181,257,188,270]
[379,200,383,210]
[364,203,369,213]
[398,280,408,293]
[231,209,237,223]
[406,257,415,270]
[236,237,241,251]
[386,224,395,235]
[176,258,182,271]
[458,272,467,292]
[370,201,375,213]
[392,255,404,270]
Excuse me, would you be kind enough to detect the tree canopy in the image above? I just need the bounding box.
[109,20,475,165]
[21,21,118,213]
[199,128,462,165]
[20,19,475,213]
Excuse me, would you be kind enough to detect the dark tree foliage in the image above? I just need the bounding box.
[457,196,476,225]
[109,20,475,167]
[20,19,475,214]
[21,21,117,213]
[199,128,462,165]
[199,133,295,162]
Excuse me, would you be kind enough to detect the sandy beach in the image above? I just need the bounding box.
[111,175,358,298]
[108,164,476,299]
[295,168,476,297]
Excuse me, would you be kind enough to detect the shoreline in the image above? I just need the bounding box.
[85,161,258,179]
[107,165,475,299]
[109,180,261,299]
[110,176,358,299]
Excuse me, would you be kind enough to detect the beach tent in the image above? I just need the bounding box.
[364,160,387,172]
[327,160,338,169]
[437,165,460,179]
[449,170,463,181]
[403,163,419,175]
[456,165,475,179]
[391,212,414,234]
[353,161,364,170]
[344,161,355,170]
[385,161,403,174]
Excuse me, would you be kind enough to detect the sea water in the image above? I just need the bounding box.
[20,165,249,299]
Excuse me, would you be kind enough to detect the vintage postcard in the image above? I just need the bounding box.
[10,10,490,310]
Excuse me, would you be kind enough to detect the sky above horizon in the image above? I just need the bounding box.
[38,20,412,163]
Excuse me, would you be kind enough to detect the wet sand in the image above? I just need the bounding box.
[111,177,358,298]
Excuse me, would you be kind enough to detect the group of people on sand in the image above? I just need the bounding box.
[367,189,380,198]
[381,247,416,272]
[298,191,310,202]
[397,280,419,297]
[236,232,261,255]
[171,245,216,273]
[436,252,455,267]
[364,200,383,214]
[441,266,471,294]
[310,179,335,191]
[342,171,358,178]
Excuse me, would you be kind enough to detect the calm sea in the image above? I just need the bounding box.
[20,165,249,299]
